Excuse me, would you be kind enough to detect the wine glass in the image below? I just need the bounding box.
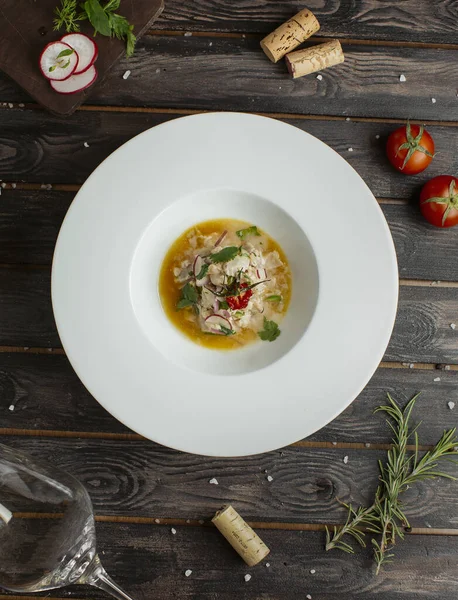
[0,443,135,600]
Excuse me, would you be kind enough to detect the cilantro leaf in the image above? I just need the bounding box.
[176,282,199,310]
[196,263,209,280]
[219,300,229,310]
[236,225,260,240]
[258,317,281,342]
[210,246,239,263]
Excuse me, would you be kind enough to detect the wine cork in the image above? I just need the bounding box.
[260,8,320,63]
[285,39,345,79]
[212,505,270,566]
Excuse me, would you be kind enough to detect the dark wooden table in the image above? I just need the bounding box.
[1,1,458,598]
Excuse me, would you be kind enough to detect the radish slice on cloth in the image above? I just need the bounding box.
[50,65,98,95]
[60,33,98,74]
[39,41,79,81]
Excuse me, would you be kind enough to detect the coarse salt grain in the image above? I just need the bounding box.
[8,405,14,411]
[343,455,349,464]
[8,103,13,108]
[244,574,251,582]
[265,563,270,568]
[365,443,371,448]
[154,518,160,523]
[19,103,25,108]
[434,377,441,382]
[348,147,354,152]
[375,134,380,139]
[11,183,16,188]
[171,527,177,534]
[184,32,192,37]
[409,363,415,369]
[209,478,219,485]
[345,117,351,121]
[307,595,312,600]
[185,570,192,577]
[84,142,90,148]
[316,74,323,81]
[445,365,451,370]
[123,70,131,80]
[310,569,316,574]
[399,74,406,82]
[156,68,161,73]
[451,323,456,330]
[448,402,455,410]
[431,98,436,103]
[209,42,213,47]
[332,441,337,446]
[267,475,273,482]
[0,183,6,188]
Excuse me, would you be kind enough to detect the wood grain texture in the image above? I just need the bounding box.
[2,523,458,599]
[3,436,458,529]
[1,353,457,444]
[0,268,457,362]
[156,0,458,45]
[1,37,458,120]
[2,188,458,282]
[2,109,458,200]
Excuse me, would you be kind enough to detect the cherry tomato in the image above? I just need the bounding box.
[386,122,434,175]
[226,283,253,310]
[420,175,458,228]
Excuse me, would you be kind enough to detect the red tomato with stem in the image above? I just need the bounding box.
[386,122,435,175]
[420,175,458,228]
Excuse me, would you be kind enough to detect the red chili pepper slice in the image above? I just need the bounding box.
[226,283,253,310]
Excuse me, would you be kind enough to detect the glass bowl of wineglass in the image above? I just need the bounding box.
[0,443,135,600]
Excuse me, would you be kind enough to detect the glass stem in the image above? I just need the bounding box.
[80,555,136,600]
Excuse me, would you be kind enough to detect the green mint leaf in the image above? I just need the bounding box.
[266,295,282,302]
[85,0,112,36]
[210,246,239,263]
[220,325,235,336]
[196,263,209,280]
[103,0,120,11]
[57,48,74,58]
[258,317,281,342]
[236,225,260,240]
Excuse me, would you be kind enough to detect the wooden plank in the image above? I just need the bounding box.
[0,267,456,363]
[3,436,458,529]
[2,189,458,282]
[2,524,458,600]
[156,0,458,45]
[1,353,457,445]
[2,109,458,200]
[1,37,458,120]
[2,524,458,599]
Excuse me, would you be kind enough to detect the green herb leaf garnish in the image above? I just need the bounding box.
[236,225,260,240]
[219,300,229,310]
[258,317,281,342]
[220,325,235,336]
[57,48,74,59]
[266,295,282,302]
[210,246,239,263]
[176,282,199,310]
[53,0,136,56]
[196,263,209,280]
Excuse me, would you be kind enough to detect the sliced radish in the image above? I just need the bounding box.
[50,66,98,95]
[40,41,79,81]
[205,314,232,329]
[60,33,98,75]
[193,255,204,277]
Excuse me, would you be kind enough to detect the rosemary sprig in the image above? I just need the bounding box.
[325,393,458,574]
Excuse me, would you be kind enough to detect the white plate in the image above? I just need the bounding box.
[52,112,398,457]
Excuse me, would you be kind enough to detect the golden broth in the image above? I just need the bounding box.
[159,219,291,350]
